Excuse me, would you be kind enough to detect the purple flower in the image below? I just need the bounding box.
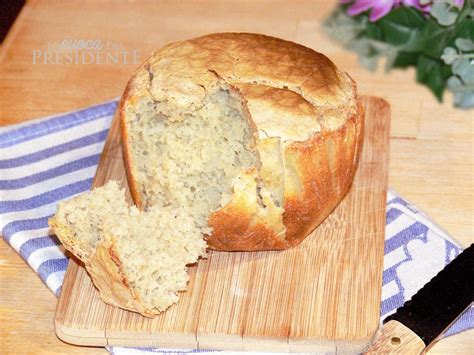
[342,0,465,22]
[346,0,397,21]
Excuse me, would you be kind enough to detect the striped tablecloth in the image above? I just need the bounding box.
[0,100,472,354]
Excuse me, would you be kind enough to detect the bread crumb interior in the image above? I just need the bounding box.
[127,84,262,234]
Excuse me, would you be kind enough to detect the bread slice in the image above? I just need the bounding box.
[48,181,130,262]
[121,33,364,251]
[49,181,206,316]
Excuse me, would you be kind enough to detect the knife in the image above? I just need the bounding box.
[366,243,473,354]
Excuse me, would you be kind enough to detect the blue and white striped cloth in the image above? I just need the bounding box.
[0,101,116,296]
[0,101,472,354]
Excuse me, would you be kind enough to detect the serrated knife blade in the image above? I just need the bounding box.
[366,243,473,354]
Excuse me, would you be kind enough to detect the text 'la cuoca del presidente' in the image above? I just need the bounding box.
[32,39,141,65]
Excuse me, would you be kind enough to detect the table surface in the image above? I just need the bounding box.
[0,0,472,353]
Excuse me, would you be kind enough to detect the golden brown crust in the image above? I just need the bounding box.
[207,203,288,252]
[120,33,364,251]
[284,98,364,246]
[48,217,89,263]
[119,72,145,210]
[49,210,156,317]
[86,237,158,318]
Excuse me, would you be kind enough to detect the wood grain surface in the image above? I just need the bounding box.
[0,0,472,354]
[55,96,388,352]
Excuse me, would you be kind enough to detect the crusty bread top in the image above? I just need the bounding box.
[125,33,356,141]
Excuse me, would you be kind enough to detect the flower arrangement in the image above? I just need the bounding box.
[324,0,474,108]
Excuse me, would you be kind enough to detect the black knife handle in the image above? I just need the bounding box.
[384,243,474,346]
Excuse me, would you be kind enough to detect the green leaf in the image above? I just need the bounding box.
[380,6,426,28]
[431,1,459,26]
[447,75,463,89]
[323,6,369,45]
[419,19,452,57]
[453,58,474,83]
[385,47,399,71]
[350,38,373,57]
[441,61,453,79]
[393,51,419,68]
[462,67,474,85]
[397,30,427,53]
[456,0,473,23]
[416,55,447,100]
[455,38,474,51]
[365,22,383,41]
[453,90,474,108]
[378,7,426,46]
[453,18,474,46]
[419,10,474,58]
[441,47,458,64]
[447,75,474,109]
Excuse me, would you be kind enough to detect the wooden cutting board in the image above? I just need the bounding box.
[55,96,390,352]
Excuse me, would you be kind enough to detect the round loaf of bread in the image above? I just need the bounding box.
[120,33,364,251]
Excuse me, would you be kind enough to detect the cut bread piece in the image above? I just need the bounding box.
[88,205,206,316]
[49,181,130,262]
[49,181,207,316]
